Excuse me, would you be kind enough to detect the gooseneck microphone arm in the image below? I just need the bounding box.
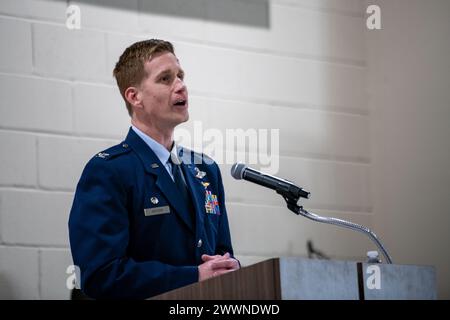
[231,163,393,264]
[283,197,393,264]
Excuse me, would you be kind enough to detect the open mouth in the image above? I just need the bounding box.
[173,99,187,107]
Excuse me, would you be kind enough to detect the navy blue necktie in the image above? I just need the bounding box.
[170,159,195,220]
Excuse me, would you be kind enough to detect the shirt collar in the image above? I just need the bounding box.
[131,125,180,165]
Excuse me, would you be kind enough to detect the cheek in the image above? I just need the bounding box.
[142,92,164,108]
[141,85,171,111]
[146,88,168,104]
[151,95,169,113]
[152,94,165,103]
[142,93,170,117]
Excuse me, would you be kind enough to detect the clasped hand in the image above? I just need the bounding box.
[198,252,240,281]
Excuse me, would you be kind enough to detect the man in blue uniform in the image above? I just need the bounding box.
[68,39,239,299]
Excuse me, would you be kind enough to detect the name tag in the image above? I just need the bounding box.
[144,206,170,216]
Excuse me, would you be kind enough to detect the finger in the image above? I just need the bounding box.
[210,253,230,262]
[201,254,221,262]
[211,259,237,270]
[228,259,240,270]
[213,269,236,277]
[202,252,230,262]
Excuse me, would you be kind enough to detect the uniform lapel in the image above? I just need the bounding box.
[125,128,194,233]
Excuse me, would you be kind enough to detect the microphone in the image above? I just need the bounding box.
[231,163,310,200]
[230,163,393,264]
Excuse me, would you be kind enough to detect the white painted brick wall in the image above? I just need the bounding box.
[40,248,73,299]
[33,24,109,81]
[220,158,371,212]
[0,246,39,299]
[0,0,376,298]
[273,0,364,14]
[105,33,146,76]
[37,135,116,190]
[0,0,67,22]
[0,18,32,73]
[72,0,140,33]
[0,74,72,133]
[227,203,373,258]
[139,1,365,63]
[0,190,73,246]
[175,41,366,112]
[181,96,369,161]
[0,131,37,187]
[73,83,130,138]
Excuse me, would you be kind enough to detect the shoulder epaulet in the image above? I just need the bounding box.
[94,142,132,161]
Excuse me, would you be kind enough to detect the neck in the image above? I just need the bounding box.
[131,119,174,151]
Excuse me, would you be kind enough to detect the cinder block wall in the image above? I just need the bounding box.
[0,0,373,299]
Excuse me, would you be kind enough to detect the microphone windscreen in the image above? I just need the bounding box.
[230,162,247,180]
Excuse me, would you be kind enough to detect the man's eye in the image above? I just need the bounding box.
[161,75,171,82]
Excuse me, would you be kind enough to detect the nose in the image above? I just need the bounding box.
[174,77,187,93]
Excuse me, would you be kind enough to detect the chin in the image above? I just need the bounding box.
[172,113,189,127]
[179,109,189,122]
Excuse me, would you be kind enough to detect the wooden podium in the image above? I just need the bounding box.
[152,257,436,300]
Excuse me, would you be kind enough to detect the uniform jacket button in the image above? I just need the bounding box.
[197,239,202,248]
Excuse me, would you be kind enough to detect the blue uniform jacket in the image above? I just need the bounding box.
[68,128,234,299]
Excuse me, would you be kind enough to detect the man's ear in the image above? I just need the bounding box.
[124,87,142,110]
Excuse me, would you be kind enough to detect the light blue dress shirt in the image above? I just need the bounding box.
[131,125,178,181]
